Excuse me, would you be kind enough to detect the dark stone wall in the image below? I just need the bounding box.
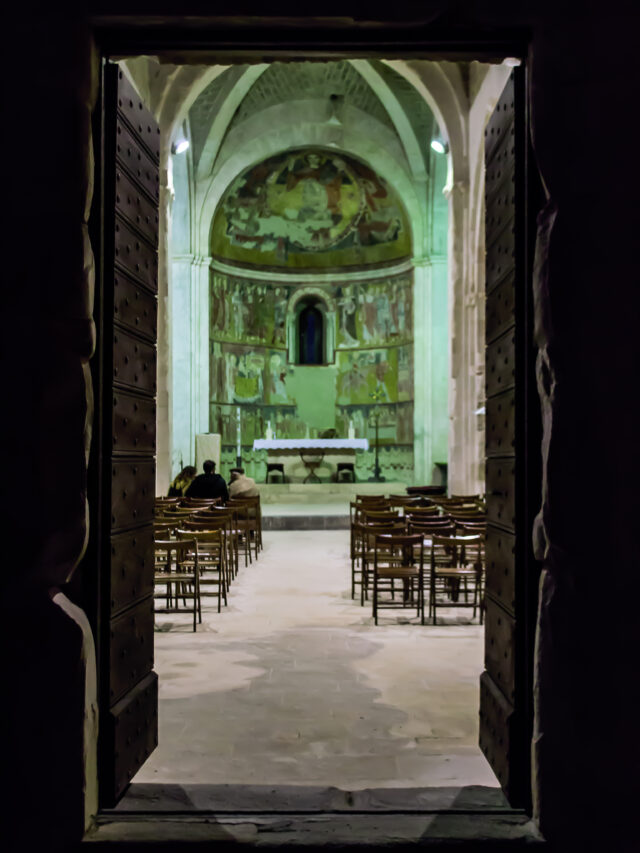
[3,3,639,850]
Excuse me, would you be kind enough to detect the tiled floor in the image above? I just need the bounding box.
[137,530,498,789]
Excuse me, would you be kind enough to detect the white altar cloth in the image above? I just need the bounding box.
[253,438,369,451]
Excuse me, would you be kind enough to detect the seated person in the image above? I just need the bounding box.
[185,459,229,501]
[229,467,259,498]
[167,465,197,497]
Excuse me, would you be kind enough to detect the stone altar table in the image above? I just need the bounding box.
[252,439,369,483]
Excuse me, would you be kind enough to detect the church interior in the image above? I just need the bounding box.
[5,6,639,852]
[113,54,510,798]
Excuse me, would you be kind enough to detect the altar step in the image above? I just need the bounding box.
[258,482,409,530]
[262,513,350,530]
[257,481,408,505]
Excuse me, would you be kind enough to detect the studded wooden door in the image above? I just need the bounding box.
[480,67,540,810]
[95,63,160,806]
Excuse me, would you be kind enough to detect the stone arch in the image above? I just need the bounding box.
[198,124,425,257]
[286,286,337,365]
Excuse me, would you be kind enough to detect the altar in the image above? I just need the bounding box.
[252,438,369,483]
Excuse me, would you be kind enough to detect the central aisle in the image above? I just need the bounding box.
[136,530,497,788]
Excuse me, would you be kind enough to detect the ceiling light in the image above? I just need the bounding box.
[431,139,447,154]
[172,139,190,155]
[503,57,522,67]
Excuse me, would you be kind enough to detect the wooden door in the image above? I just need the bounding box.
[94,62,160,806]
[480,67,541,809]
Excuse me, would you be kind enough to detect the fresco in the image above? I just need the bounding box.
[335,275,412,348]
[211,275,293,346]
[336,347,414,405]
[211,149,411,268]
[210,271,415,471]
[211,271,412,349]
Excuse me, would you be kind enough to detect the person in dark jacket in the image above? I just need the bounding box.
[185,459,229,501]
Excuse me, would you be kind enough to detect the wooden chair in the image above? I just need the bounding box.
[357,520,406,605]
[180,518,234,593]
[226,498,260,563]
[176,529,227,613]
[428,534,484,625]
[153,538,201,632]
[372,532,425,625]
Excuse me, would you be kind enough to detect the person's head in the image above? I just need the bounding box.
[203,459,216,474]
[229,467,244,481]
[181,465,197,480]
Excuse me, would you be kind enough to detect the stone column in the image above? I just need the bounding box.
[446,177,485,497]
[193,256,212,441]
[170,253,196,472]
[412,256,433,484]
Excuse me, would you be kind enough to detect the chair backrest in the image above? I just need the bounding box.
[154,520,177,535]
[181,497,220,507]
[374,532,424,567]
[404,505,439,517]
[430,534,483,567]
[406,513,452,526]
[361,508,400,523]
[355,494,388,504]
[176,528,223,546]
[407,520,456,537]
[456,520,486,532]
[159,506,193,516]
[359,520,406,547]
[181,518,227,531]
[448,509,486,520]
[154,537,198,568]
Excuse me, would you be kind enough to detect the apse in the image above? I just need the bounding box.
[209,147,417,483]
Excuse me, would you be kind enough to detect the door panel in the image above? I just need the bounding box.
[480,67,540,809]
[97,63,160,806]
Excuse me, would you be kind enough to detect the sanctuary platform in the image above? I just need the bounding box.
[258,481,408,530]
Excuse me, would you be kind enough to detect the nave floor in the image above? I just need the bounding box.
[135,530,498,789]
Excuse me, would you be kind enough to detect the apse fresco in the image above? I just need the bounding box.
[211,276,293,346]
[211,272,412,348]
[210,269,415,477]
[211,149,411,268]
[335,278,412,348]
[211,341,295,405]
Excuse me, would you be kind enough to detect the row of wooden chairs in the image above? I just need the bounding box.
[152,495,264,630]
[349,493,485,625]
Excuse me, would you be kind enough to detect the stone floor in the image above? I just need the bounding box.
[137,530,498,790]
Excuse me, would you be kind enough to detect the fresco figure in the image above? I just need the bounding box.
[375,290,395,339]
[362,293,377,342]
[338,287,358,346]
[231,286,245,339]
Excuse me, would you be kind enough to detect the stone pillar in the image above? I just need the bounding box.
[170,253,197,472]
[412,256,433,484]
[446,176,485,497]
[193,256,212,440]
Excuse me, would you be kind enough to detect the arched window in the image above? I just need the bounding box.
[286,289,335,366]
[298,300,324,365]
